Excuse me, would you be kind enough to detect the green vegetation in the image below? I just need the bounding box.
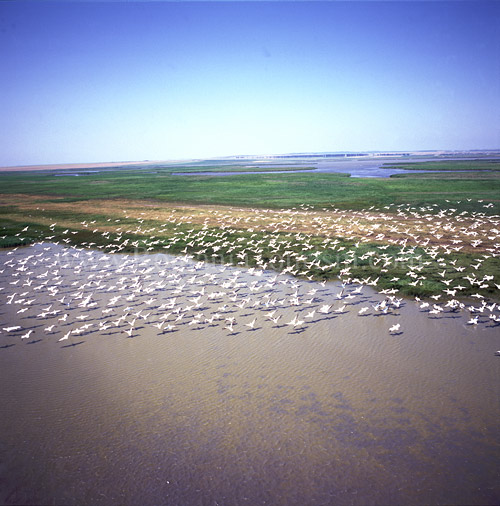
[1,213,498,299]
[385,159,500,172]
[157,164,316,173]
[0,167,499,212]
[1,160,499,299]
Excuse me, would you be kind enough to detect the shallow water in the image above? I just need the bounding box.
[169,161,430,178]
[171,157,498,178]
[0,244,499,505]
[46,156,500,178]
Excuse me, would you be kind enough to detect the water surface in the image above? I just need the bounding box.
[0,244,498,505]
[171,157,498,178]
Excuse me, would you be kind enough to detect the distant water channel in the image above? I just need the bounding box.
[47,156,499,178]
[172,157,491,178]
[170,160,424,178]
[0,244,498,505]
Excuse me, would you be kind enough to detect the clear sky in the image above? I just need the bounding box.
[1,1,499,166]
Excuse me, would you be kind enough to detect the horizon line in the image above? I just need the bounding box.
[2,148,500,171]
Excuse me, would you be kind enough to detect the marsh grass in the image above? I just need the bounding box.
[3,212,497,299]
[0,169,499,212]
[385,159,500,172]
[159,165,316,173]
[1,165,499,299]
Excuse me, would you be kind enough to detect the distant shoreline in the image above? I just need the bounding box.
[0,160,194,172]
[1,150,499,172]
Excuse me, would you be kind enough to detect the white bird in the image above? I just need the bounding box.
[318,304,331,314]
[58,330,71,342]
[245,318,257,329]
[3,326,21,332]
[389,323,401,333]
[188,316,203,326]
[286,315,304,328]
[21,329,34,339]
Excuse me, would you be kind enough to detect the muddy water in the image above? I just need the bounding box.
[0,244,498,505]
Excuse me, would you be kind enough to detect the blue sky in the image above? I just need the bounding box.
[1,1,499,166]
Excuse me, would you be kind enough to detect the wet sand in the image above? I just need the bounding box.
[0,244,499,505]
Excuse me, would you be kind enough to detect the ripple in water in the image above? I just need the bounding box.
[0,243,498,505]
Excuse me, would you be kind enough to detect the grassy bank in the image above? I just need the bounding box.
[1,165,499,300]
[1,197,499,300]
[385,159,500,172]
[1,214,498,300]
[159,164,316,173]
[0,168,499,212]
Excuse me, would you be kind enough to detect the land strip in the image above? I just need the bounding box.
[386,159,500,172]
[1,192,499,300]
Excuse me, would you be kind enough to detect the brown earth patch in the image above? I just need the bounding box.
[1,194,498,254]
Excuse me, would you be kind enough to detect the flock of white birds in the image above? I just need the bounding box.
[0,243,402,343]
[1,199,499,350]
